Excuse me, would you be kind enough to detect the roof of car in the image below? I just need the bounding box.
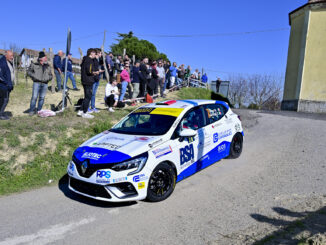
[143,99,229,109]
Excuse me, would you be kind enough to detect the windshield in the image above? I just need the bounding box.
[110,108,178,135]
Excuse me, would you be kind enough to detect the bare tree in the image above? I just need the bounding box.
[9,43,22,54]
[228,74,249,108]
[248,74,283,110]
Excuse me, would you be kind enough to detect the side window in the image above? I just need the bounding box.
[174,107,205,137]
[204,104,227,125]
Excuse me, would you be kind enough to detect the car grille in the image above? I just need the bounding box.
[73,156,98,178]
[73,155,113,178]
[70,177,111,199]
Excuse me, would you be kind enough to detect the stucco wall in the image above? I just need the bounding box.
[283,12,305,100]
[300,9,326,102]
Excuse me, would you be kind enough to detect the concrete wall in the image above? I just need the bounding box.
[300,9,326,102]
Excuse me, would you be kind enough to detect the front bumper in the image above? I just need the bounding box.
[67,161,150,202]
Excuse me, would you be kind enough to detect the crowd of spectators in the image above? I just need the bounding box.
[0,48,209,120]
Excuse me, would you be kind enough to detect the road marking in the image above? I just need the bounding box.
[0,217,95,245]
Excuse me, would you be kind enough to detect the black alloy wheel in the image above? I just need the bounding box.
[228,133,243,159]
[146,162,176,202]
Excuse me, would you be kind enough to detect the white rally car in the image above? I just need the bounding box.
[67,100,243,202]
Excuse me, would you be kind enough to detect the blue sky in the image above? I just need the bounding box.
[1,0,306,81]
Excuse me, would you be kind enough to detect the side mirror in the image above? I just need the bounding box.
[179,129,197,138]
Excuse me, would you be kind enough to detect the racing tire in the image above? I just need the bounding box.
[146,162,176,202]
[228,133,243,159]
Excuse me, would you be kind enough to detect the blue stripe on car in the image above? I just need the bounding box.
[180,100,198,106]
[215,100,229,109]
[73,146,131,164]
[176,141,231,182]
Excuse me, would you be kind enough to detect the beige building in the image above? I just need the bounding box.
[282,0,326,113]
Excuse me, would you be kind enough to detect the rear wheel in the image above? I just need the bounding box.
[228,133,243,159]
[146,162,176,202]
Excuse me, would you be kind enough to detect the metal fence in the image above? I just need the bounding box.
[210,80,230,98]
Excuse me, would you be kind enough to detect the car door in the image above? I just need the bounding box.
[203,103,231,161]
[170,106,207,181]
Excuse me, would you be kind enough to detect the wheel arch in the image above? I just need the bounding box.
[160,160,178,178]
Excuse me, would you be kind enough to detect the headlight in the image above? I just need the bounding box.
[111,153,148,175]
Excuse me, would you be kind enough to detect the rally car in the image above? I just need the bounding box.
[67,100,243,202]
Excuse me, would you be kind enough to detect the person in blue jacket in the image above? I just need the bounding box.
[0,50,14,120]
[53,50,63,91]
[201,73,208,83]
[62,53,79,91]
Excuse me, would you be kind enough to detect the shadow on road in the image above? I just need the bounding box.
[251,205,326,244]
[58,174,137,208]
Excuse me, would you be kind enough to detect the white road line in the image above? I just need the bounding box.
[0,217,95,245]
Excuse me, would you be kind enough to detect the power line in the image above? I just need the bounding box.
[4,27,290,48]
[136,28,290,38]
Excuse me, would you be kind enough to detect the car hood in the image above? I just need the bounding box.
[73,131,164,164]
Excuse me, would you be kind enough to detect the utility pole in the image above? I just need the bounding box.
[62,27,71,111]
[101,30,109,82]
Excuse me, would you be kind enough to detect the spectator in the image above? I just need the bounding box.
[178,64,185,81]
[139,57,149,97]
[169,62,178,87]
[0,50,14,120]
[62,53,79,91]
[201,73,208,83]
[192,69,199,79]
[124,54,131,64]
[156,60,165,98]
[119,63,131,101]
[105,79,119,112]
[131,60,141,104]
[163,60,170,91]
[198,72,201,81]
[216,77,222,93]
[148,61,158,96]
[78,48,97,119]
[89,48,104,113]
[53,50,63,91]
[27,51,53,116]
[185,65,191,81]
[105,52,114,78]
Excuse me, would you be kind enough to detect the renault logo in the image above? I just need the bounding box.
[81,161,88,174]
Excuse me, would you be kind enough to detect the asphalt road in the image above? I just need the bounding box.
[0,109,325,245]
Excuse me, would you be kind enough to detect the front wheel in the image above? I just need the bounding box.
[228,133,243,159]
[146,162,176,202]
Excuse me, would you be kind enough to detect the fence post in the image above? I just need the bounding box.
[49,48,55,93]
[15,54,18,85]
[24,52,28,87]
